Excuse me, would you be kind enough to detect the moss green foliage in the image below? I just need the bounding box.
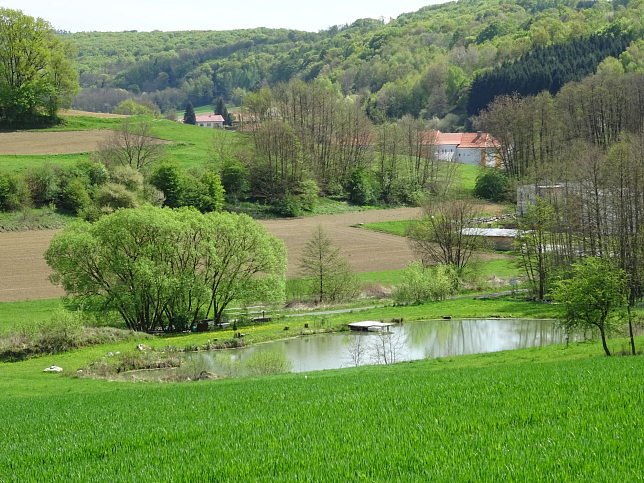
[551,257,629,356]
[45,206,287,332]
[0,9,79,127]
[474,168,511,203]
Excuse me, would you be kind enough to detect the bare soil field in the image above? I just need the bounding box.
[0,130,118,155]
[0,229,64,302]
[0,206,508,303]
[59,109,129,118]
[1,209,422,302]
[0,129,170,156]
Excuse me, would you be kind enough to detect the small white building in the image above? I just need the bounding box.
[195,114,225,129]
[461,227,520,250]
[425,131,501,168]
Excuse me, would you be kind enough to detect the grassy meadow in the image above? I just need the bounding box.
[1,331,643,480]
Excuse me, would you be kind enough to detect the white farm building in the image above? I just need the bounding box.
[426,131,501,168]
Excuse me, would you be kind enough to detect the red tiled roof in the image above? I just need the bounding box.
[195,114,225,123]
[423,130,499,148]
[458,132,500,148]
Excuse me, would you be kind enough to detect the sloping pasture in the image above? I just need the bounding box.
[0,350,642,480]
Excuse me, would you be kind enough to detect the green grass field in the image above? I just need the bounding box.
[4,114,640,480]
[1,335,643,480]
[2,287,643,480]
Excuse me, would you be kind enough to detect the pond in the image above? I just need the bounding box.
[193,318,578,375]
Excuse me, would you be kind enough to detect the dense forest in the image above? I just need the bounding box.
[65,0,644,128]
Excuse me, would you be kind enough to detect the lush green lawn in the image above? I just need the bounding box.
[1,335,643,480]
[2,287,643,480]
[0,298,66,334]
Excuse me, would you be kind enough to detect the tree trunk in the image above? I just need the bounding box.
[599,327,611,356]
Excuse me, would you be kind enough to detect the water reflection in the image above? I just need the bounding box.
[198,318,575,374]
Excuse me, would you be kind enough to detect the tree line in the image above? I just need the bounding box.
[65,0,643,127]
[475,69,644,354]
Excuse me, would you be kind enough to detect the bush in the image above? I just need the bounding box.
[24,164,61,207]
[96,183,139,210]
[273,194,302,217]
[76,160,109,187]
[110,166,144,192]
[296,179,319,212]
[347,167,376,205]
[59,178,92,214]
[393,262,460,305]
[244,350,292,376]
[474,169,510,203]
[0,171,30,212]
[221,160,249,204]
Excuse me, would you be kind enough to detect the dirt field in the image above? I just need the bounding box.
[0,206,508,302]
[0,229,64,302]
[0,209,424,302]
[59,109,129,119]
[0,130,120,155]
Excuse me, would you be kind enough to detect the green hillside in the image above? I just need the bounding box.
[66,0,644,126]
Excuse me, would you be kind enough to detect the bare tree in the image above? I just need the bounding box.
[298,225,361,304]
[408,197,487,273]
[96,119,166,171]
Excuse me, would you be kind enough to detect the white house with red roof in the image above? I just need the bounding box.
[195,114,225,129]
[426,130,501,167]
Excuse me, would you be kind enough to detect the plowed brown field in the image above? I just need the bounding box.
[0,130,117,155]
[0,206,507,303]
[0,209,424,302]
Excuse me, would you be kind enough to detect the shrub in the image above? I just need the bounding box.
[244,350,292,376]
[393,262,460,305]
[273,194,302,217]
[0,171,30,212]
[110,166,144,192]
[95,183,139,210]
[296,179,319,212]
[24,164,60,207]
[221,160,249,204]
[59,178,92,214]
[347,167,376,205]
[34,309,85,354]
[474,169,510,203]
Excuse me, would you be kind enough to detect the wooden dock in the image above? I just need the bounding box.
[348,321,393,332]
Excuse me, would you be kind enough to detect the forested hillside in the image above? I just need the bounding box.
[66,0,644,127]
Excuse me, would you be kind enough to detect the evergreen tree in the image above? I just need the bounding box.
[183,101,196,125]
[214,97,232,126]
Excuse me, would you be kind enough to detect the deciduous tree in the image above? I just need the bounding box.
[96,119,165,171]
[298,225,360,304]
[408,197,487,273]
[0,9,79,126]
[45,207,286,332]
[551,257,628,356]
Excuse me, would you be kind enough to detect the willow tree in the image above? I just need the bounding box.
[45,206,286,332]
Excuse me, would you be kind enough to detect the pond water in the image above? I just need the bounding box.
[194,318,577,375]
